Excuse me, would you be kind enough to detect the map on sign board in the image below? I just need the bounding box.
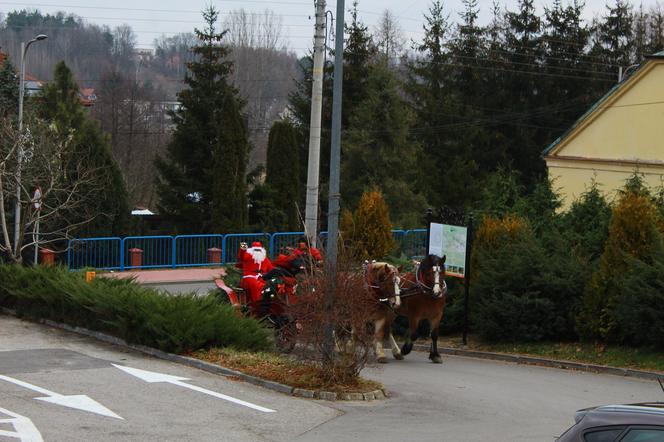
[428,223,467,278]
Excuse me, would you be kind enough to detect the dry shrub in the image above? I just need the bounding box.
[341,188,395,260]
[289,257,379,385]
[474,214,529,250]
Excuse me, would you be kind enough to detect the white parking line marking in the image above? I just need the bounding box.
[0,374,123,419]
[0,407,44,442]
[112,364,276,413]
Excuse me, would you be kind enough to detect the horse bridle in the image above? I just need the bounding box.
[364,262,402,307]
[400,261,447,299]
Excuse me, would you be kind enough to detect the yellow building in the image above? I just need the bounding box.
[543,51,664,209]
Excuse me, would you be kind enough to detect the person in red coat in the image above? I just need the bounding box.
[294,241,323,263]
[237,241,273,312]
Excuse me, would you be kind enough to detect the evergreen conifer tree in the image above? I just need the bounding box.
[265,119,301,231]
[594,0,634,69]
[503,0,547,183]
[343,62,426,227]
[156,6,249,233]
[407,1,479,209]
[0,56,18,117]
[38,61,129,236]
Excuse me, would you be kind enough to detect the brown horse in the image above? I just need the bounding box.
[374,254,447,364]
[363,261,402,363]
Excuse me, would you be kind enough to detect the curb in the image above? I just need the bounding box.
[413,344,664,381]
[0,308,387,402]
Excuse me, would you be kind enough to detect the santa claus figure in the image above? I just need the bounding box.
[237,241,273,312]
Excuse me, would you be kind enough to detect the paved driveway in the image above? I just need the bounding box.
[1,315,660,442]
[0,315,338,442]
[297,349,660,442]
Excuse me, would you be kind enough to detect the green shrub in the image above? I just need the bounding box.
[560,182,611,264]
[577,181,664,342]
[0,265,270,353]
[471,215,583,342]
[614,254,664,348]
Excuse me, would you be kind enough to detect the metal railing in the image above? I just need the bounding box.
[67,229,427,271]
[68,237,123,270]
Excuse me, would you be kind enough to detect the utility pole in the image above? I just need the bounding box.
[304,0,327,247]
[326,0,344,269]
[14,34,47,257]
[323,0,345,366]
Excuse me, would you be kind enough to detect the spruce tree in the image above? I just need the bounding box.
[38,61,129,236]
[407,1,479,209]
[343,62,426,227]
[156,6,249,233]
[595,0,634,69]
[0,56,18,118]
[265,119,301,231]
[499,0,557,184]
[542,0,596,131]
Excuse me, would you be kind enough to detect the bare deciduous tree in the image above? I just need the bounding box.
[375,9,406,61]
[224,9,285,50]
[223,9,298,169]
[0,117,102,263]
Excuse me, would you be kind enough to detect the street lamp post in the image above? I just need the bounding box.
[13,34,47,258]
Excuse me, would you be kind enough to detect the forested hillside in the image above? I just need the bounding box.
[0,9,299,208]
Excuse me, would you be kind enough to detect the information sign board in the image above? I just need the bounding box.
[428,222,468,278]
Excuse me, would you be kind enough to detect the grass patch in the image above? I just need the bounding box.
[438,335,664,373]
[190,348,383,393]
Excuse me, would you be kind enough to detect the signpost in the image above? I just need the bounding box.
[428,222,468,278]
[32,186,41,265]
[426,210,474,345]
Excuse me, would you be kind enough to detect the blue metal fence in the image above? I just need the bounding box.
[68,237,123,270]
[269,232,304,259]
[174,235,224,268]
[403,229,427,259]
[67,229,428,270]
[123,236,174,270]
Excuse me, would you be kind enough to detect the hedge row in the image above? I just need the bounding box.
[452,173,664,348]
[0,265,271,353]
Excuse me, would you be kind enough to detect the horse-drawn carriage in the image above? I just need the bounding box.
[215,241,321,351]
[216,239,448,362]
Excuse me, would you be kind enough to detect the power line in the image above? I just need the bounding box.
[0,0,312,9]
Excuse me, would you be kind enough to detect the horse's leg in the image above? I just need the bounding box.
[374,317,388,363]
[401,316,420,356]
[389,332,403,360]
[429,314,443,364]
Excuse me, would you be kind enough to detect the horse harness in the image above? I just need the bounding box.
[398,263,447,300]
[363,261,401,304]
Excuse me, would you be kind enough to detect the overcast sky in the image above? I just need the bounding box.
[0,0,660,52]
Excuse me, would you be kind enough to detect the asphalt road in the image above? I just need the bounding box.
[298,351,660,442]
[1,315,660,441]
[0,315,338,442]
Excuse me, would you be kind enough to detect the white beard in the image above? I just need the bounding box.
[248,247,266,265]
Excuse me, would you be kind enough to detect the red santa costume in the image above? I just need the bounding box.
[237,241,273,310]
[294,242,323,262]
